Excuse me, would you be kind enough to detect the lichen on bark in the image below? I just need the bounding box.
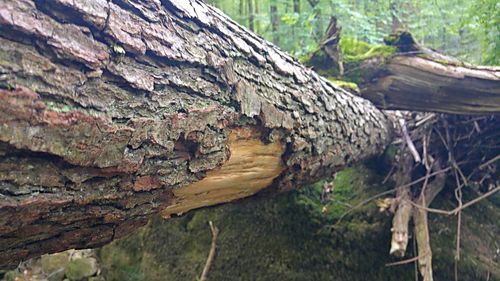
[0,0,392,266]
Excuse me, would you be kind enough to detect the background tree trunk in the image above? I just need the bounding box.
[293,0,300,14]
[0,0,392,268]
[254,0,260,33]
[248,0,254,32]
[270,0,280,45]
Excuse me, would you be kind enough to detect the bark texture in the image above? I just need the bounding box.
[361,56,500,114]
[317,31,500,114]
[0,0,392,267]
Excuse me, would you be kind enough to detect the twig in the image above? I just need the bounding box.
[199,221,219,281]
[413,161,445,281]
[453,171,463,281]
[422,132,431,171]
[413,235,419,281]
[399,119,421,163]
[453,171,463,263]
[385,249,430,267]
[331,188,397,227]
[390,154,413,257]
[452,161,468,187]
[383,164,396,184]
[407,186,500,216]
[399,166,452,190]
[415,113,437,127]
[434,128,449,151]
[479,154,500,170]
[332,166,453,227]
[325,199,352,208]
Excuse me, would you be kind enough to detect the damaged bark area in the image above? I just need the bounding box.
[0,0,392,267]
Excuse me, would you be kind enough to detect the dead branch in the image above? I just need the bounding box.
[332,188,398,227]
[453,171,464,280]
[199,221,219,281]
[332,165,453,228]
[399,119,422,163]
[413,161,446,281]
[408,185,500,216]
[479,154,500,170]
[385,250,430,267]
[390,154,414,256]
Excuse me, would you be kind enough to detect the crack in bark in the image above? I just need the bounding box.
[0,0,393,267]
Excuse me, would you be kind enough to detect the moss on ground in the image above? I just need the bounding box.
[98,166,409,281]
[97,164,499,281]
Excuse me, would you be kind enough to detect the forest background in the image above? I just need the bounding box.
[208,0,498,65]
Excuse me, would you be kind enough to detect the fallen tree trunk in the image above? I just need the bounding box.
[316,26,500,114]
[361,33,500,114]
[0,0,392,267]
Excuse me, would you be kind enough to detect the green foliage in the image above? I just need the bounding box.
[65,258,98,281]
[280,12,299,25]
[459,0,499,64]
[46,101,73,113]
[207,0,498,65]
[97,231,145,281]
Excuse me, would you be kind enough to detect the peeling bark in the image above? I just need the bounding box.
[0,0,392,267]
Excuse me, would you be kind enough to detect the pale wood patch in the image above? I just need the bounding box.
[162,127,285,217]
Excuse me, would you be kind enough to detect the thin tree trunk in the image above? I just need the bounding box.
[239,0,244,21]
[307,0,323,41]
[270,0,279,45]
[0,0,392,267]
[254,0,260,33]
[293,0,300,13]
[248,0,254,32]
[390,1,401,33]
[292,0,300,44]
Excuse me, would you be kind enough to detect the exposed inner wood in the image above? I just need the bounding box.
[0,0,391,266]
[162,127,285,217]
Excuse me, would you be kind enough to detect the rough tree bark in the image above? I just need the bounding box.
[361,33,500,114]
[317,29,500,114]
[0,0,392,267]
